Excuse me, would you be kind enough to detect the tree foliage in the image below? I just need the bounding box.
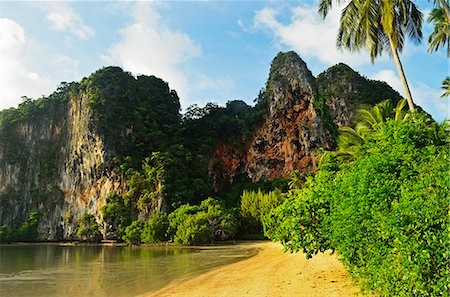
[318,0,423,112]
[141,211,169,243]
[264,114,449,296]
[427,6,449,56]
[240,189,286,236]
[76,213,101,242]
[336,99,409,161]
[168,198,238,245]
[0,212,41,242]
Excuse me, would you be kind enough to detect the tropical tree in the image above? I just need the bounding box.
[336,99,408,160]
[441,77,450,98]
[288,170,305,190]
[427,7,450,56]
[427,5,449,99]
[430,0,450,20]
[318,0,423,113]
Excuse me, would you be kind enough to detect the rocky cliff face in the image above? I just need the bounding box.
[210,52,401,183]
[0,67,179,240]
[0,53,402,240]
[317,63,402,128]
[244,52,333,180]
[0,86,125,240]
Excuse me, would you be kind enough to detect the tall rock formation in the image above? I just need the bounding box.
[0,67,180,240]
[0,52,403,240]
[317,63,402,128]
[209,52,402,185]
[244,52,333,180]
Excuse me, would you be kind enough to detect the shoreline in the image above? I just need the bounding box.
[0,239,247,248]
[139,241,366,297]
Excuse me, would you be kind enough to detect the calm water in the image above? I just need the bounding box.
[0,244,257,297]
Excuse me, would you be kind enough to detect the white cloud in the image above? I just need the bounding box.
[372,69,448,122]
[102,2,201,106]
[45,2,94,39]
[192,73,235,92]
[54,54,79,78]
[0,18,53,110]
[252,5,373,67]
[372,70,404,93]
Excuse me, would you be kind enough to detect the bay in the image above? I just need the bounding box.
[0,243,257,297]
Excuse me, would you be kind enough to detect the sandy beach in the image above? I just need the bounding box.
[140,241,365,297]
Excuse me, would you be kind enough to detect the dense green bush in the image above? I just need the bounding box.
[120,199,238,245]
[141,211,169,243]
[122,212,169,244]
[264,115,449,296]
[77,213,101,242]
[168,198,238,245]
[0,225,12,243]
[263,168,336,257]
[0,212,41,242]
[122,220,146,244]
[17,211,41,241]
[101,194,134,240]
[240,189,286,236]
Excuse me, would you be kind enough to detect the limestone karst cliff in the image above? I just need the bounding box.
[316,63,402,128]
[209,52,402,184]
[0,67,180,240]
[244,52,333,181]
[0,52,402,241]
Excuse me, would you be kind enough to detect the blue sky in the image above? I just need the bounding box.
[1,1,448,121]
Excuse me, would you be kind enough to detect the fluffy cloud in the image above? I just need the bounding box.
[45,2,94,39]
[102,2,201,106]
[0,18,53,110]
[372,69,448,122]
[253,5,372,67]
[54,54,80,78]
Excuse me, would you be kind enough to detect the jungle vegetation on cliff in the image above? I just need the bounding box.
[263,108,449,296]
[0,46,447,297]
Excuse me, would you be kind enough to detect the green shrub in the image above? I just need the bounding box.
[63,211,73,222]
[0,225,13,243]
[141,211,169,243]
[0,212,41,242]
[240,189,286,236]
[168,198,237,245]
[17,211,41,241]
[327,122,449,296]
[76,213,101,242]
[122,220,146,244]
[263,167,337,257]
[173,212,215,245]
[101,194,133,240]
[264,117,449,296]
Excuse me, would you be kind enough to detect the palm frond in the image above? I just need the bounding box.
[441,77,450,98]
[427,7,450,56]
[394,98,407,121]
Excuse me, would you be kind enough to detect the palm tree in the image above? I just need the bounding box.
[427,7,450,56]
[318,0,423,113]
[288,170,305,190]
[336,126,366,161]
[336,99,408,160]
[430,0,450,21]
[356,99,408,135]
[441,77,450,98]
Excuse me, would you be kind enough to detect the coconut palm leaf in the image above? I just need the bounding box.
[335,98,408,161]
[427,7,450,56]
[318,0,423,112]
[441,77,450,98]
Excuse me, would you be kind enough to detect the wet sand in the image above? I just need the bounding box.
[140,241,366,297]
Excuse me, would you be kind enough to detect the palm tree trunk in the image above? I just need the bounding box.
[439,0,450,21]
[388,37,415,113]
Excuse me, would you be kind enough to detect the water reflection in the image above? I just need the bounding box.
[0,244,257,297]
